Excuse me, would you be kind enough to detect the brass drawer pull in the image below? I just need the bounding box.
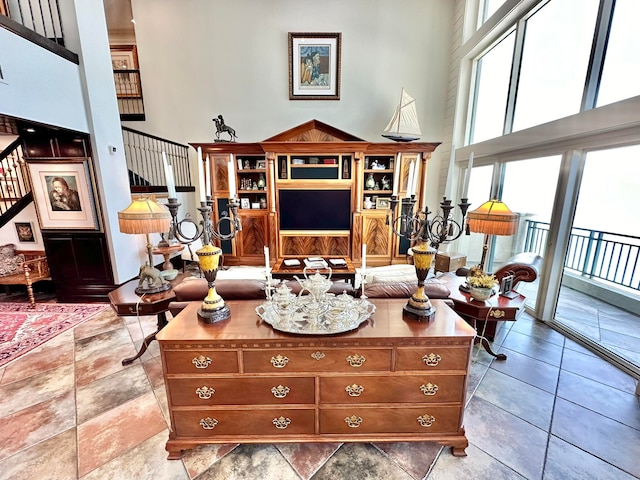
[346,354,366,367]
[200,417,218,430]
[311,351,325,361]
[270,355,289,368]
[272,416,291,429]
[345,384,364,397]
[417,414,436,428]
[420,383,438,396]
[344,415,363,428]
[127,306,138,314]
[195,386,216,399]
[271,385,290,398]
[192,355,212,369]
[422,353,441,366]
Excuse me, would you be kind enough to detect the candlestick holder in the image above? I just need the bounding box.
[388,195,471,320]
[164,196,242,323]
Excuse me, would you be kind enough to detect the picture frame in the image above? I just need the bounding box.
[14,222,35,243]
[26,158,100,230]
[240,197,250,209]
[288,32,341,100]
[256,160,266,170]
[376,197,391,209]
[110,45,140,97]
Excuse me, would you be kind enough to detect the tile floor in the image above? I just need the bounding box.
[0,303,638,479]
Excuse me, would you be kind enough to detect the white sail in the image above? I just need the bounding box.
[382,89,421,142]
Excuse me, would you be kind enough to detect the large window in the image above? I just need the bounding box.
[597,0,640,107]
[469,32,515,143]
[512,0,599,131]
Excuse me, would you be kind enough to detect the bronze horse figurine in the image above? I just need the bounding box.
[213,115,237,142]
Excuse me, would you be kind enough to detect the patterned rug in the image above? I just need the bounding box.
[0,302,110,368]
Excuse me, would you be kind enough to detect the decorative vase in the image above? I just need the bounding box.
[469,286,493,301]
[403,241,436,321]
[365,173,375,190]
[258,174,266,189]
[196,243,231,323]
[364,196,373,209]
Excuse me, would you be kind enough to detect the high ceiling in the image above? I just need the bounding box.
[104,0,135,37]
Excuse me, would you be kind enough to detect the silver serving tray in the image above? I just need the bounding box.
[255,294,375,335]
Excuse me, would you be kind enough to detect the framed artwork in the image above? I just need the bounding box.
[256,160,266,170]
[376,197,391,209]
[110,45,140,97]
[14,222,35,243]
[26,158,100,230]
[240,197,250,209]
[288,32,341,100]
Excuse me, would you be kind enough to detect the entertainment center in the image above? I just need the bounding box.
[191,120,439,267]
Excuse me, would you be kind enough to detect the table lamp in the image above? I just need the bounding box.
[118,196,172,295]
[466,198,518,271]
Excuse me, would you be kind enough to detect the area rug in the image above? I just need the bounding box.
[0,302,110,368]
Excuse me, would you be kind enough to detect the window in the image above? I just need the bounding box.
[512,0,599,131]
[597,0,640,107]
[469,32,515,144]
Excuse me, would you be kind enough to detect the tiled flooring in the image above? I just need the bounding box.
[0,302,639,479]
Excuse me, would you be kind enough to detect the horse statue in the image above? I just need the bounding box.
[213,115,238,142]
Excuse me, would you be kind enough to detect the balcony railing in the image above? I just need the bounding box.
[524,220,640,292]
[122,127,191,194]
[114,70,145,121]
[0,138,30,215]
[1,0,64,44]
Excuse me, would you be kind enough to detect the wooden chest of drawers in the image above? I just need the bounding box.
[156,298,475,459]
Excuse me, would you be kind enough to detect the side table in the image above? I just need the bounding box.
[108,275,183,366]
[152,244,185,271]
[441,273,526,360]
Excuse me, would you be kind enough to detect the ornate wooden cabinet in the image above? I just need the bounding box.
[157,298,474,459]
[192,120,439,267]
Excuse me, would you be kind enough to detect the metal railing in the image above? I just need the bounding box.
[122,127,191,193]
[524,220,640,292]
[0,138,30,216]
[1,0,64,45]
[114,70,145,120]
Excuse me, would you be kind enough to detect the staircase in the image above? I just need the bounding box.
[0,138,32,229]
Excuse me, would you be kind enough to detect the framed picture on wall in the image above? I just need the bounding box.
[110,45,140,97]
[14,222,35,243]
[288,32,341,100]
[26,158,100,230]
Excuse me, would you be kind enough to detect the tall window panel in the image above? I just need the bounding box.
[597,0,640,107]
[512,0,599,132]
[469,32,515,144]
[555,145,640,369]
[478,0,507,27]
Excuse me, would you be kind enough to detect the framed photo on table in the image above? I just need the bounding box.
[289,32,341,100]
[27,158,101,230]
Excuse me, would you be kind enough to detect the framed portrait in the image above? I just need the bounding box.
[14,222,35,243]
[27,158,100,230]
[240,197,250,209]
[376,197,391,209]
[288,32,341,100]
[110,45,140,97]
[256,160,266,170]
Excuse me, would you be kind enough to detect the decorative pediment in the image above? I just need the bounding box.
[261,119,365,143]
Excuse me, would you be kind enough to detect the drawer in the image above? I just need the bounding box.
[319,374,465,404]
[173,408,315,437]
[395,347,470,371]
[163,350,239,374]
[168,377,315,405]
[319,406,462,434]
[243,348,392,373]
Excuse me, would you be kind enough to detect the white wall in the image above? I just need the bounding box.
[0,204,44,250]
[127,0,455,211]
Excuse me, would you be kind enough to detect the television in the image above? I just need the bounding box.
[279,189,351,231]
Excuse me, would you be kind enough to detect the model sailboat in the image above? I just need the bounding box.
[381,88,422,142]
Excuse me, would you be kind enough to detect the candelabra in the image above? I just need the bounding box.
[388,195,471,320]
[165,195,242,323]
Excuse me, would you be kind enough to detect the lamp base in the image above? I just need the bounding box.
[198,304,231,324]
[403,302,436,321]
[135,283,171,296]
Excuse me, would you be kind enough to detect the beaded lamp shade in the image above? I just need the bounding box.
[467,199,518,236]
[118,196,171,234]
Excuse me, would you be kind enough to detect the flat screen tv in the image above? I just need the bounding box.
[279,189,351,231]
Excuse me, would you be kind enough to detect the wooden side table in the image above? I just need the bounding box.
[441,273,526,360]
[108,275,182,365]
[152,245,185,271]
